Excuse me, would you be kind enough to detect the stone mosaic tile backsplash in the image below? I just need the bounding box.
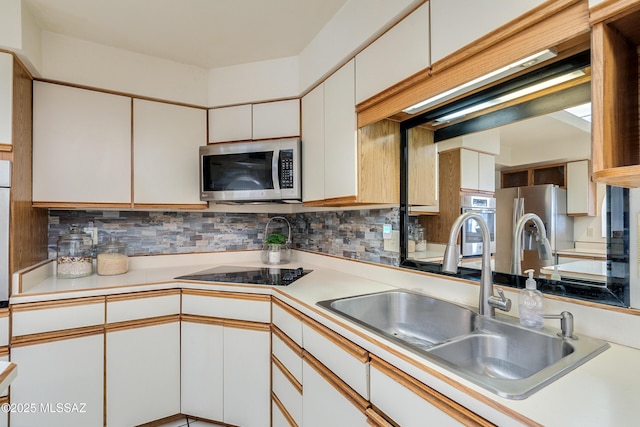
[48,208,401,266]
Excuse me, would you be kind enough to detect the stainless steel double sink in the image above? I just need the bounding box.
[317,290,609,399]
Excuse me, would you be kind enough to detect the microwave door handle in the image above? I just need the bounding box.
[272,149,281,190]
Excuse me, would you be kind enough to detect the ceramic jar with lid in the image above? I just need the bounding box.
[97,237,129,276]
[56,225,94,279]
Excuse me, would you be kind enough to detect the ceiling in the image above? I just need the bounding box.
[23,0,349,69]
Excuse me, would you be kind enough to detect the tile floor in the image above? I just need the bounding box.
[157,417,224,427]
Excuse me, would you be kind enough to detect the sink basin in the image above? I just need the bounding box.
[317,290,476,350]
[318,290,609,399]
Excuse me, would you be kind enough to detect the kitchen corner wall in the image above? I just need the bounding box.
[48,208,401,266]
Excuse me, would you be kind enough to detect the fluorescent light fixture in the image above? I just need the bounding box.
[434,69,586,124]
[403,48,558,115]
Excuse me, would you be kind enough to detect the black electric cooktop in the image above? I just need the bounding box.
[175,265,312,286]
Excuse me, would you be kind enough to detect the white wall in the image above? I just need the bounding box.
[40,31,209,106]
[207,56,299,107]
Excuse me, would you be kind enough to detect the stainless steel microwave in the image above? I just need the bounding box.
[200,138,301,202]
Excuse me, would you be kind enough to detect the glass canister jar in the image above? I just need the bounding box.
[57,226,94,279]
[414,225,427,258]
[97,237,129,276]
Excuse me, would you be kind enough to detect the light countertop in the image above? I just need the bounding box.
[540,260,608,283]
[11,250,640,426]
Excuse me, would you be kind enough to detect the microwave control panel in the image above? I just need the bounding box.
[279,150,294,189]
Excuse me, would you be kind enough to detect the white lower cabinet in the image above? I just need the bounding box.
[223,324,271,427]
[370,356,489,426]
[302,354,369,427]
[181,290,271,426]
[10,333,104,427]
[181,319,224,421]
[106,320,181,427]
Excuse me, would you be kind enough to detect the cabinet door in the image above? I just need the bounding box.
[223,325,271,427]
[208,104,252,143]
[355,2,430,103]
[430,0,545,63]
[181,320,224,421]
[302,355,368,427]
[324,59,357,200]
[106,321,180,427]
[301,83,325,202]
[567,160,595,216]
[460,149,480,191]
[32,82,132,205]
[0,53,11,146]
[133,99,207,207]
[253,99,300,140]
[478,152,496,192]
[10,334,104,427]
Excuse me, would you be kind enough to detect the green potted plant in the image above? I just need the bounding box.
[261,217,292,265]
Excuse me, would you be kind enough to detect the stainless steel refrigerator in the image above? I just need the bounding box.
[494,184,573,275]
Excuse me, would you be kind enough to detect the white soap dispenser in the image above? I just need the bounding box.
[519,269,544,328]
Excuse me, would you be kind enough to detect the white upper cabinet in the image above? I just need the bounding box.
[301,83,325,202]
[0,53,12,146]
[209,99,300,143]
[32,81,132,205]
[430,0,545,63]
[208,104,252,143]
[355,2,430,104]
[460,149,495,193]
[252,99,300,140]
[324,59,357,200]
[133,99,207,206]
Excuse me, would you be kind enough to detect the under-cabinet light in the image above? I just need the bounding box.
[402,48,558,115]
[433,69,586,124]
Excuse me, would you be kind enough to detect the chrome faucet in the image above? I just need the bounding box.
[442,212,511,317]
[511,213,552,275]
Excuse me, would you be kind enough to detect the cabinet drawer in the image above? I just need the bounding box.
[272,298,303,346]
[302,317,369,399]
[272,397,294,427]
[106,290,180,323]
[182,290,270,323]
[12,297,105,337]
[0,310,8,346]
[370,356,490,427]
[272,327,303,383]
[272,358,302,426]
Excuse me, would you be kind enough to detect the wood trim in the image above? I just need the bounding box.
[11,325,104,347]
[365,407,397,427]
[105,314,180,332]
[32,201,133,209]
[182,288,271,303]
[0,363,16,386]
[106,289,180,303]
[272,325,304,358]
[180,313,225,327]
[0,347,9,358]
[136,414,185,427]
[271,391,298,427]
[589,0,640,24]
[302,195,359,207]
[272,354,303,394]
[370,355,499,427]
[273,297,303,321]
[303,351,369,414]
[0,309,9,318]
[11,296,105,312]
[0,143,11,152]
[357,0,590,127]
[133,203,207,210]
[431,0,583,74]
[224,318,271,332]
[302,315,369,363]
